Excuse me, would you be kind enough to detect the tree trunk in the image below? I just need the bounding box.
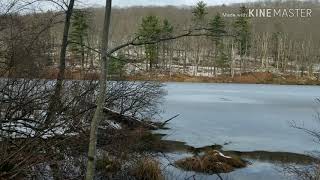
[183,50,187,74]
[80,36,85,78]
[45,0,75,125]
[169,44,173,77]
[85,0,112,179]
[231,40,235,78]
[276,36,281,71]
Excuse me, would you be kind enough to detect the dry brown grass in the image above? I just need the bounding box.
[4,69,319,85]
[2,67,100,80]
[175,150,246,174]
[131,158,163,180]
[126,72,320,85]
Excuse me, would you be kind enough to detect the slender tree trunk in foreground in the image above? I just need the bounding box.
[46,0,75,125]
[85,0,112,179]
[46,1,75,178]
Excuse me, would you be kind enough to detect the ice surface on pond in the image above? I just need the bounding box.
[159,83,320,179]
[160,83,320,153]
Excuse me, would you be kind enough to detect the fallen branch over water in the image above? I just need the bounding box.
[161,114,180,127]
[103,108,169,130]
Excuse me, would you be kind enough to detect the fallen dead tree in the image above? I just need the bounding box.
[103,108,178,130]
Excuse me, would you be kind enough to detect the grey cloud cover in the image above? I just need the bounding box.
[85,0,256,7]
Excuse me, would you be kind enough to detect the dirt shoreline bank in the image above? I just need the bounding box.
[126,72,320,85]
[3,71,320,85]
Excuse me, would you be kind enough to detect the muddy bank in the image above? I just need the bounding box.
[146,134,317,165]
[137,132,317,175]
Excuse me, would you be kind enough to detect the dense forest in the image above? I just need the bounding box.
[2,0,320,82]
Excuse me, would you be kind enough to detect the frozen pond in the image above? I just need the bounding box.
[160,83,320,179]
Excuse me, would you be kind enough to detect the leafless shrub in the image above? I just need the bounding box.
[106,81,166,120]
[0,78,165,178]
[283,164,320,180]
[285,99,320,180]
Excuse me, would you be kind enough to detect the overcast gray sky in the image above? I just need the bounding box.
[83,0,256,7]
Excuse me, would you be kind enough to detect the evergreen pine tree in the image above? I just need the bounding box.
[210,13,226,47]
[210,13,228,75]
[138,15,162,70]
[192,1,208,26]
[69,10,89,71]
[233,6,251,57]
[233,6,251,74]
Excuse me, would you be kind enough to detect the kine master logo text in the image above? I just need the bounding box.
[223,8,312,18]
